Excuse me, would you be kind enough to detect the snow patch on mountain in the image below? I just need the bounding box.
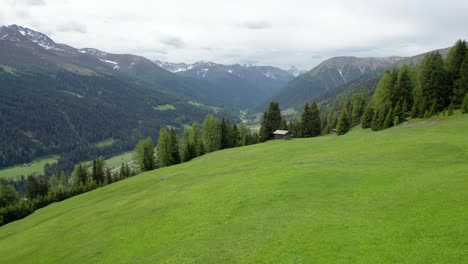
[100,59,118,65]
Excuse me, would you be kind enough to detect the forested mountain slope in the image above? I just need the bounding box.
[0,25,234,169]
[265,49,451,110]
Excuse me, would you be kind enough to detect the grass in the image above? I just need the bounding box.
[93,138,116,148]
[188,100,222,113]
[103,151,135,170]
[0,115,467,263]
[0,64,17,75]
[0,155,59,180]
[153,104,176,111]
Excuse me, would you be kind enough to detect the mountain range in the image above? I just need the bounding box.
[265,48,450,110]
[154,60,295,108]
[0,24,451,170]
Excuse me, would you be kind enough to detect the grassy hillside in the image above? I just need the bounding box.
[0,155,59,180]
[0,115,467,263]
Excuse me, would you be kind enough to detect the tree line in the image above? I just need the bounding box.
[362,39,468,131]
[135,115,260,171]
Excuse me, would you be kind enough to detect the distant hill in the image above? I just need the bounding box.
[264,48,451,110]
[1,114,467,263]
[155,60,294,108]
[0,25,235,169]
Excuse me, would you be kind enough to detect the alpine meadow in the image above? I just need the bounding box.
[1,1,468,263]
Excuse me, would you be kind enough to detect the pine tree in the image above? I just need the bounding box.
[393,101,404,126]
[383,106,394,129]
[336,111,350,135]
[190,122,202,156]
[462,93,468,114]
[309,101,321,137]
[231,124,241,147]
[453,55,468,106]
[157,128,172,168]
[259,101,282,141]
[419,52,449,113]
[135,137,155,171]
[446,40,467,87]
[169,128,180,165]
[279,119,288,130]
[301,103,313,137]
[395,65,413,109]
[259,111,269,142]
[220,118,229,149]
[362,103,374,128]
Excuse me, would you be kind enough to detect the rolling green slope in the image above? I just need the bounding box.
[0,115,467,263]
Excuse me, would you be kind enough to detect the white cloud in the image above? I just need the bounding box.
[2,0,468,70]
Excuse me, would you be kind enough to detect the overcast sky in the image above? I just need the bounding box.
[2,0,468,70]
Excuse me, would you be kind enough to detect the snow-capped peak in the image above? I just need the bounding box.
[7,24,62,51]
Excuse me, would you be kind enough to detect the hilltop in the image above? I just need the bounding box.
[0,114,467,263]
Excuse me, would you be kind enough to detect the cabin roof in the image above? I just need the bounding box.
[273,130,289,135]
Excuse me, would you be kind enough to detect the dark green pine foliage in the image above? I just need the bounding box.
[336,110,350,135]
[135,137,156,171]
[220,118,229,149]
[419,52,449,114]
[462,93,468,114]
[371,106,388,131]
[446,40,467,104]
[393,101,404,126]
[383,106,394,129]
[301,103,313,137]
[91,157,105,184]
[309,101,321,137]
[259,101,282,141]
[259,111,269,142]
[454,55,468,106]
[231,124,241,147]
[394,65,413,109]
[362,103,374,129]
[169,128,180,165]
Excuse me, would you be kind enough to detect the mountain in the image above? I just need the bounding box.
[155,60,295,108]
[265,56,403,109]
[266,48,451,110]
[0,25,235,170]
[287,66,306,77]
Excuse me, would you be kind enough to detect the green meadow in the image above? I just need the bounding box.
[0,155,59,180]
[0,115,467,263]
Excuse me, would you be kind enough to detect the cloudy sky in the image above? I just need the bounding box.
[2,0,468,70]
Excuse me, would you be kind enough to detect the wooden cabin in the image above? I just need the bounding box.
[273,130,291,140]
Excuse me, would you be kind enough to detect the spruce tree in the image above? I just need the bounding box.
[169,128,180,165]
[419,52,449,113]
[446,40,467,87]
[309,101,321,137]
[383,106,394,129]
[301,103,312,137]
[395,65,413,109]
[453,55,468,106]
[220,118,229,149]
[231,124,241,147]
[136,137,155,171]
[362,103,374,129]
[336,111,350,135]
[259,101,283,141]
[393,101,404,126]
